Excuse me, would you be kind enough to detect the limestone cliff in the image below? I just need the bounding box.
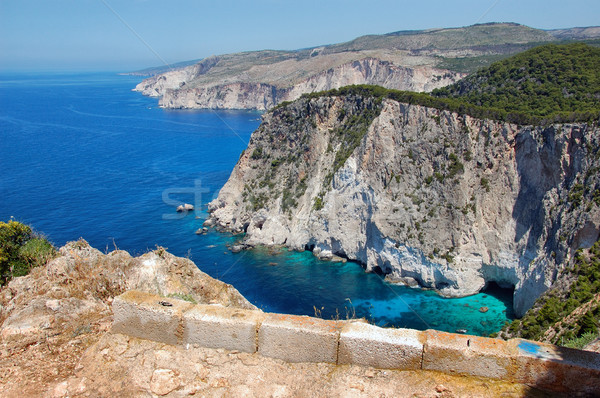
[208,94,600,317]
[133,23,600,111]
[136,58,461,111]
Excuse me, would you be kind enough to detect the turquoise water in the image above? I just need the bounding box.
[0,72,514,336]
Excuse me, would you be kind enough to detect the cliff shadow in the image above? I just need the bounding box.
[512,126,568,253]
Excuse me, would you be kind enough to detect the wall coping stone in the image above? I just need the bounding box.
[112,290,600,395]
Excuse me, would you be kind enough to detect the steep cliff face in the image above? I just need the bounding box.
[208,94,600,316]
[136,58,462,111]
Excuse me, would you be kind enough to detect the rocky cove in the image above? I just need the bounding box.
[208,93,600,317]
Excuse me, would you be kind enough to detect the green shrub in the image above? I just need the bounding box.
[0,220,56,285]
[480,177,490,192]
[167,292,197,304]
[251,147,263,160]
[562,331,598,350]
[447,153,464,178]
[313,193,325,211]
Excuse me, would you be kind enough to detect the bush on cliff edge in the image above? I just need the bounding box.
[0,219,56,285]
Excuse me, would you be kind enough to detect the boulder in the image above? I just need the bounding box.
[176,203,194,212]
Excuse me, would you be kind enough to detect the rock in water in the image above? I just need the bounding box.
[176,203,194,212]
[230,245,246,253]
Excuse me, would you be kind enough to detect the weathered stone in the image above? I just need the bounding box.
[258,313,341,363]
[176,203,194,212]
[112,291,192,346]
[230,245,246,253]
[338,322,424,369]
[422,329,513,379]
[510,339,600,394]
[150,369,179,396]
[183,304,265,353]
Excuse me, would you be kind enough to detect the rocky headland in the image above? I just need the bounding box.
[136,56,462,111]
[208,91,600,317]
[206,42,600,323]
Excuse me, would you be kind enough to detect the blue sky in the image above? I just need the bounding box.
[1,0,598,72]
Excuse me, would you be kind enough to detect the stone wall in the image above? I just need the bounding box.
[112,291,600,395]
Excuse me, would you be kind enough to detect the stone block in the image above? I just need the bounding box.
[112,290,192,345]
[338,322,424,369]
[510,339,600,395]
[183,304,266,353]
[422,329,513,379]
[258,313,341,363]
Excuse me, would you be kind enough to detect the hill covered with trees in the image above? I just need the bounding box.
[433,43,600,122]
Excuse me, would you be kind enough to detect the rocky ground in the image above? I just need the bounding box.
[0,241,558,397]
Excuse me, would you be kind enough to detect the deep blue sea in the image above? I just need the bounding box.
[0,72,514,335]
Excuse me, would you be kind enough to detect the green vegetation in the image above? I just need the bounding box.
[446,153,464,178]
[0,219,56,285]
[562,331,598,350]
[435,54,512,74]
[313,194,325,211]
[433,43,600,122]
[167,292,197,304]
[251,147,263,160]
[329,102,383,176]
[568,183,585,209]
[503,240,600,345]
[293,43,600,126]
[480,177,490,192]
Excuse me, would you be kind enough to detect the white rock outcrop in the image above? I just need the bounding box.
[135,58,462,111]
[209,95,600,316]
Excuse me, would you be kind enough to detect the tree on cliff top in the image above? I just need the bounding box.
[433,43,600,119]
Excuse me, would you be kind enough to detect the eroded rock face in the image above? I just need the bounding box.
[136,58,462,110]
[209,95,600,316]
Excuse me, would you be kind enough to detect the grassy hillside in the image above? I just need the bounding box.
[432,43,600,120]
[325,23,554,54]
